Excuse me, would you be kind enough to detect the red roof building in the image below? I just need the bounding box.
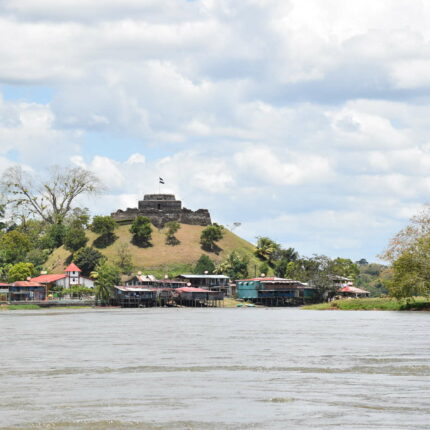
[31,263,94,289]
[65,263,82,273]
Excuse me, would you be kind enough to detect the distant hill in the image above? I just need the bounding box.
[45,223,259,277]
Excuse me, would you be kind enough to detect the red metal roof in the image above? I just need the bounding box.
[176,287,210,293]
[0,282,10,286]
[65,263,81,272]
[13,281,44,287]
[31,274,66,283]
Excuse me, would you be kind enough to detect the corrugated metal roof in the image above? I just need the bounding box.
[114,286,153,292]
[176,287,211,293]
[31,274,67,283]
[13,281,44,287]
[340,286,369,294]
[179,274,229,279]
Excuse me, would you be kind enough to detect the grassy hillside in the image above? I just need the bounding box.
[45,223,259,276]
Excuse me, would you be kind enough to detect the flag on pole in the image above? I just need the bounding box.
[159,177,165,184]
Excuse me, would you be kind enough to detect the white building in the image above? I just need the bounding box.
[31,263,94,289]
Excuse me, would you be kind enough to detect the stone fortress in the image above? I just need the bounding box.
[111,194,212,228]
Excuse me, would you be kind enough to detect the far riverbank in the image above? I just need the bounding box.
[302,297,430,311]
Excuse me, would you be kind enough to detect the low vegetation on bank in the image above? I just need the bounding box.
[302,297,430,311]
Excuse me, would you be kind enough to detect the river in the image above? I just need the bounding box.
[1,308,429,429]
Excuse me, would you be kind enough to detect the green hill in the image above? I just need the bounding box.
[45,223,259,277]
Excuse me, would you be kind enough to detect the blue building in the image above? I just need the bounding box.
[236,277,317,306]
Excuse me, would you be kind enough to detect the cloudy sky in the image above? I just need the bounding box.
[1,0,430,261]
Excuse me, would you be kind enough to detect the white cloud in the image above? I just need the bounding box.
[2,0,430,259]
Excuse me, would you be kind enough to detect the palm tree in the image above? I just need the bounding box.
[255,237,280,264]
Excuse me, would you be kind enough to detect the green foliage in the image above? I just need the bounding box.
[91,216,118,248]
[388,236,430,299]
[0,230,32,264]
[74,247,104,277]
[68,285,94,299]
[355,263,389,297]
[26,249,50,268]
[114,243,134,275]
[194,254,216,274]
[215,251,249,279]
[41,223,66,249]
[330,258,359,279]
[63,227,88,252]
[164,221,181,245]
[258,261,270,276]
[8,304,40,310]
[303,297,430,311]
[200,223,224,252]
[130,216,153,247]
[95,261,120,304]
[7,262,36,282]
[273,247,299,277]
[66,208,90,229]
[254,237,280,265]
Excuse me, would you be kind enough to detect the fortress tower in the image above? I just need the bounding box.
[111,194,212,228]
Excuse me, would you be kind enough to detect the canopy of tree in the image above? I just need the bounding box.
[1,165,101,225]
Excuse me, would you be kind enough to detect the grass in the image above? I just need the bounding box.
[46,223,260,274]
[6,304,41,310]
[302,297,430,311]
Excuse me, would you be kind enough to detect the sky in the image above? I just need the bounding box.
[1,0,430,261]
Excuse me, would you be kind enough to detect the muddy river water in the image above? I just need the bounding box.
[1,307,429,429]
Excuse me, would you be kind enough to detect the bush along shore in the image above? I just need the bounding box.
[302,297,430,311]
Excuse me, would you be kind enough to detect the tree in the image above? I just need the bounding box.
[115,243,134,275]
[200,223,224,252]
[130,216,153,247]
[164,221,181,245]
[95,262,120,304]
[194,254,216,274]
[215,251,249,279]
[273,247,299,277]
[74,247,104,277]
[40,223,67,249]
[63,227,88,252]
[330,258,359,280]
[68,285,94,299]
[305,255,338,301]
[388,236,430,299]
[254,237,280,265]
[8,262,35,282]
[380,204,430,262]
[0,230,32,264]
[91,216,118,248]
[1,165,101,225]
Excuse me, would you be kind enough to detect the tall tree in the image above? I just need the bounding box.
[1,165,101,225]
[74,247,104,277]
[7,262,36,283]
[164,221,181,245]
[200,223,224,252]
[215,251,249,279]
[63,227,88,252]
[0,230,32,264]
[91,215,118,248]
[194,254,216,274]
[95,262,120,305]
[115,243,134,275]
[388,236,430,299]
[130,216,153,247]
[254,237,280,265]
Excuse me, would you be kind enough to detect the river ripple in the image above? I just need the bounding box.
[0,308,429,429]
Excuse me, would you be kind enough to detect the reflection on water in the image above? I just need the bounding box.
[1,308,429,429]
